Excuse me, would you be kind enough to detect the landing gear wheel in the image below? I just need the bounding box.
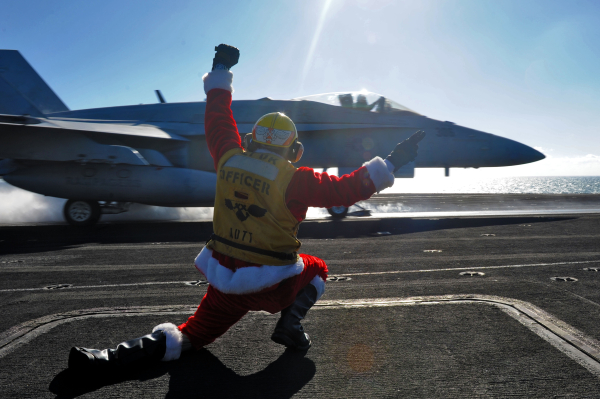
[327,206,349,219]
[63,200,101,226]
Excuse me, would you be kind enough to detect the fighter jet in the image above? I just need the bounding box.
[0,50,544,225]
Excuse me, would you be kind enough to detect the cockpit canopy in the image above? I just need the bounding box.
[292,91,418,114]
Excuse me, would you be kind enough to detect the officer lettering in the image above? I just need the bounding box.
[229,227,253,243]
[220,168,271,194]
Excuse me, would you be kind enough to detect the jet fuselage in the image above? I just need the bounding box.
[0,50,544,212]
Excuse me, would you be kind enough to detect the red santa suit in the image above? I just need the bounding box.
[177,69,395,350]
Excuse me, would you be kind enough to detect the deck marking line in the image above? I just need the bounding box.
[2,259,599,293]
[334,259,600,277]
[1,295,600,378]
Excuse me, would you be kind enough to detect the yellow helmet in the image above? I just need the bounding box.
[252,112,298,148]
[246,112,304,163]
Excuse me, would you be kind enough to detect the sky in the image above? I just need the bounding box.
[2,0,600,177]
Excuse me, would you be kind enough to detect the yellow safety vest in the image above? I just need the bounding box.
[207,148,301,265]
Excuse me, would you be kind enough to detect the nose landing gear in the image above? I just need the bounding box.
[326,203,371,219]
[63,200,101,226]
[327,206,349,219]
[63,200,132,226]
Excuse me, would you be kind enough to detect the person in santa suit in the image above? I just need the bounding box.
[67,44,424,371]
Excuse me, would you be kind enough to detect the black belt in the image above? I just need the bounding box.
[209,233,296,261]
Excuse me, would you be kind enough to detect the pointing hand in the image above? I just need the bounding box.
[385,131,426,172]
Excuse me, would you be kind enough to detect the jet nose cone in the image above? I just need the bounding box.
[521,146,546,164]
[503,138,546,166]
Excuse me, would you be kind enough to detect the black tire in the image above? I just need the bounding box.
[327,206,349,219]
[63,200,101,226]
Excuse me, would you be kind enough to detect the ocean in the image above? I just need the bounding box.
[386,176,600,194]
[1,176,599,223]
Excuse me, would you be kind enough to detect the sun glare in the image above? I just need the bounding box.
[301,0,334,90]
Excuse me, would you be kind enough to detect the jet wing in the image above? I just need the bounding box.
[0,115,187,165]
[43,117,188,141]
[113,122,408,136]
[234,123,403,134]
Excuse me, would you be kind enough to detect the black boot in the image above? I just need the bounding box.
[68,330,167,371]
[271,284,318,351]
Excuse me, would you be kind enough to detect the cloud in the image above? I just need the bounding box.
[487,153,600,177]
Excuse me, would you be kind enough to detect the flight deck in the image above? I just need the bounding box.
[1,194,600,397]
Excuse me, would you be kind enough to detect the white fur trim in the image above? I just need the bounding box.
[203,70,233,94]
[152,323,182,361]
[309,275,326,300]
[363,156,395,192]
[194,247,305,294]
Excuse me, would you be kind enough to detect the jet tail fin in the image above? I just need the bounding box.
[0,50,69,116]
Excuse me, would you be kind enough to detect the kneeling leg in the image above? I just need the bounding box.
[69,322,183,371]
[271,275,325,351]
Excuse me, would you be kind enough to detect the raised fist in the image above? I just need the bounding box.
[212,44,240,71]
[385,131,426,172]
